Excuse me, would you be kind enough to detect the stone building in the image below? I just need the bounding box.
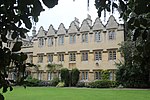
[19,15,124,82]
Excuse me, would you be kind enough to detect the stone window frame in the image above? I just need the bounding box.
[108,50,116,60]
[47,36,54,46]
[94,31,101,42]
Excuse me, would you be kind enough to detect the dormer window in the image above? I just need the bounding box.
[95,31,101,42]
[38,38,44,47]
[69,34,76,44]
[58,35,64,45]
[82,33,88,43]
[48,37,53,46]
[108,30,115,40]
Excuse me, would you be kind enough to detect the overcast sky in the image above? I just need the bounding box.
[29,0,121,36]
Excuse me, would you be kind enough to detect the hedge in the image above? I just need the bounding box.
[89,80,117,88]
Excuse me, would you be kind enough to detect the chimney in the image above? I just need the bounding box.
[86,14,92,26]
[32,26,36,37]
[74,17,80,27]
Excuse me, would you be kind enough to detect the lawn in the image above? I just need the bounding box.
[3,87,150,100]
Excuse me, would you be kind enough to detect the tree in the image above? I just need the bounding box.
[46,64,62,73]
[71,68,80,86]
[116,37,150,87]
[0,0,58,99]
[95,0,150,87]
[60,68,70,87]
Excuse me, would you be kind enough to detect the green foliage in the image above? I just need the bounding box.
[76,82,85,87]
[116,39,150,88]
[60,68,70,86]
[89,80,117,88]
[24,76,41,87]
[0,93,4,100]
[101,70,110,80]
[46,64,62,72]
[0,0,58,99]
[71,68,80,86]
[50,77,60,86]
[95,0,150,88]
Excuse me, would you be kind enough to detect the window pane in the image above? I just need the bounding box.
[95,31,101,42]
[82,72,85,80]
[85,72,88,80]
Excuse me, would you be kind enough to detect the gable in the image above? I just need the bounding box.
[68,22,78,33]
[106,15,118,29]
[37,26,46,37]
[57,23,67,35]
[92,17,104,30]
[47,25,56,36]
[80,20,91,32]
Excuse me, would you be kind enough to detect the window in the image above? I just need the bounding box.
[81,71,88,80]
[48,37,53,46]
[94,71,101,80]
[58,72,61,80]
[82,33,88,43]
[29,55,33,63]
[38,38,44,47]
[58,35,64,45]
[47,54,53,63]
[38,72,42,80]
[94,51,102,61]
[81,52,88,61]
[38,54,44,63]
[108,31,115,40]
[109,72,113,81]
[69,34,76,44]
[47,72,52,80]
[95,31,101,42]
[69,52,76,61]
[58,53,64,62]
[108,50,116,60]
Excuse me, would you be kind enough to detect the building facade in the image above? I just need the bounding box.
[20,15,124,82]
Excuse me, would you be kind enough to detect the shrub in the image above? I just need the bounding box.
[76,82,85,87]
[71,68,80,86]
[101,70,110,80]
[89,80,117,88]
[56,82,65,87]
[38,81,51,87]
[24,76,41,87]
[60,68,70,86]
[50,77,60,86]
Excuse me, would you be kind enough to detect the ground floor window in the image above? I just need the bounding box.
[81,71,88,81]
[94,71,101,80]
[47,72,53,80]
[38,72,42,80]
[109,71,113,81]
[58,72,61,80]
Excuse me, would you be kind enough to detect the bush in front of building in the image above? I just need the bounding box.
[76,82,85,87]
[60,68,70,86]
[101,70,110,80]
[71,68,80,86]
[24,76,41,87]
[88,80,117,88]
[49,77,60,86]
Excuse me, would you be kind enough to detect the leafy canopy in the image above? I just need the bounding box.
[0,0,58,99]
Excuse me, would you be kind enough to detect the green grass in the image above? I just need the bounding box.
[2,87,150,100]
